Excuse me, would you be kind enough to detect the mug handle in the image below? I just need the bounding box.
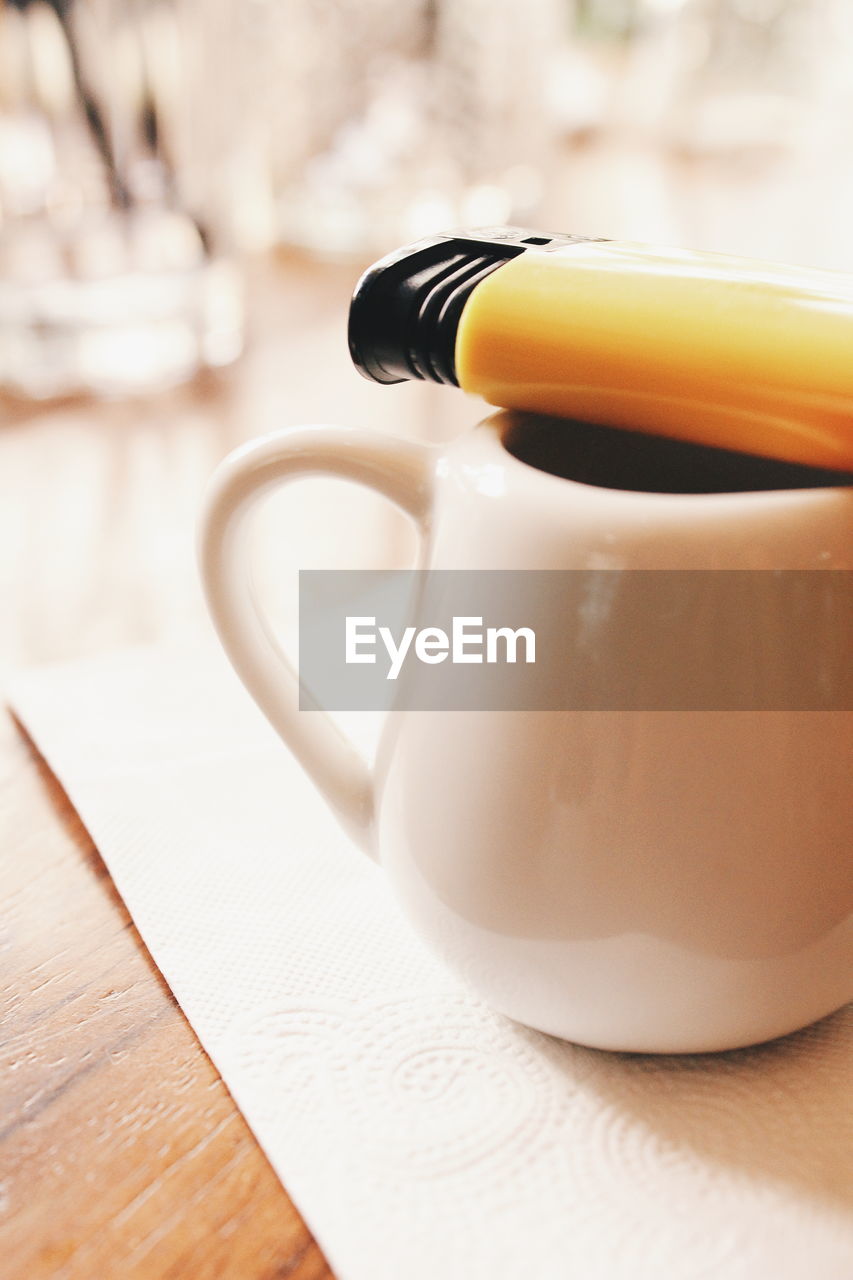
[198,424,433,859]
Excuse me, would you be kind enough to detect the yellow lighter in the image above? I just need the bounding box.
[348,227,853,472]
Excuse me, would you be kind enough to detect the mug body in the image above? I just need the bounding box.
[374,414,853,1052]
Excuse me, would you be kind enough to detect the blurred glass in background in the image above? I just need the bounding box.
[229,0,563,257]
[0,0,244,398]
[559,0,853,155]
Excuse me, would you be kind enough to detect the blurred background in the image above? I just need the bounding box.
[3,0,853,675]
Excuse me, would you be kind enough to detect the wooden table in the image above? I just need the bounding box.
[3,136,853,1277]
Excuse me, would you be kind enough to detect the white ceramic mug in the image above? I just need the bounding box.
[199,412,853,1053]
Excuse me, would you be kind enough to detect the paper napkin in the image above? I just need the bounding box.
[9,643,853,1280]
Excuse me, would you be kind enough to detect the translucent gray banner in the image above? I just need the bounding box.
[298,570,853,711]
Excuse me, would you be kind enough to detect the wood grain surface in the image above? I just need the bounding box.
[2,137,852,1277]
[1,712,330,1280]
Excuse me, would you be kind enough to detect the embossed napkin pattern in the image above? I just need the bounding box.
[10,646,853,1280]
